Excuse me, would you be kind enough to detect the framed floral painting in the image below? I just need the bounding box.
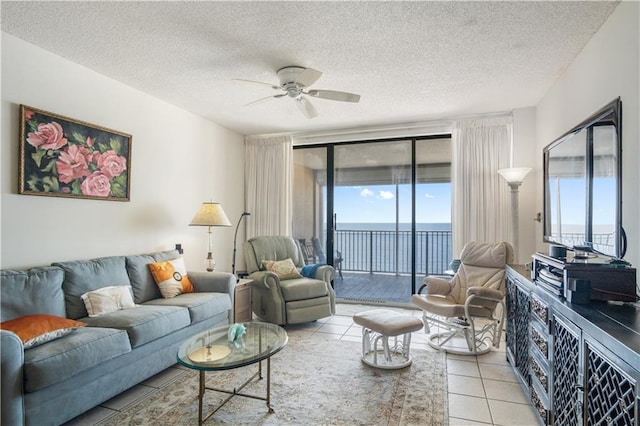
[19,105,132,201]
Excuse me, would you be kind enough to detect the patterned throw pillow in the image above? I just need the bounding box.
[0,314,86,349]
[81,285,137,317]
[262,258,303,280]
[148,257,194,298]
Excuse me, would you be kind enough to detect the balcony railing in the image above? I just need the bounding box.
[333,229,452,276]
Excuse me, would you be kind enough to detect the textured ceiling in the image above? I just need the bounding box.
[1,1,619,136]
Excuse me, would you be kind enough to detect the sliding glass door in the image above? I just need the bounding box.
[292,136,451,304]
[333,140,413,303]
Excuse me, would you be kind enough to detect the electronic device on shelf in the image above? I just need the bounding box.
[532,252,638,303]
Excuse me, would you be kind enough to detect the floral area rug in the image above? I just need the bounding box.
[103,335,447,425]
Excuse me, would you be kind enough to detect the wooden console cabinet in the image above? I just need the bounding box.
[506,265,640,425]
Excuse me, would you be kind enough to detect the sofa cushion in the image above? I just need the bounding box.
[125,250,179,304]
[0,267,66,322]
[53,256,131,320]
[23,326,131,393]
[279,278,329,301]
[79,305,190,348]
[144,292,231,324]
[0,314,86,349]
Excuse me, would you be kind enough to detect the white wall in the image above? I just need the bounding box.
[1,33,246,271]
[535,1,640,267]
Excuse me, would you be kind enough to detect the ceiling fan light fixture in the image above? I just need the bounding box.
[236,65,360,119]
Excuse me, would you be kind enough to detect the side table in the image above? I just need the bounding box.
[234,278,253,323]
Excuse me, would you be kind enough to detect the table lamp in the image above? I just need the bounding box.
[189,202,232,271]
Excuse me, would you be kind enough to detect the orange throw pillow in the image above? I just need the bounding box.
[0,314,87,349]
[148,257,194,298]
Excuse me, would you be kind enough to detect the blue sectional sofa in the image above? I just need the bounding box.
[1,249,235,426]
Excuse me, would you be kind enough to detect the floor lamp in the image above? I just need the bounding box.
[189,202,232,271]
[497,167,532,263]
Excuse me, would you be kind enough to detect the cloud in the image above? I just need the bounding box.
[360,188,374,197]
[424,193,435,199]
[378,190,394,200]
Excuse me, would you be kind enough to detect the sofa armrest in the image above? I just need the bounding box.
[1,330,25,426]
[189,271,235,296]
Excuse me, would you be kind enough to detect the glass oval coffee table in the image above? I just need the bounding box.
[177,322,288,425]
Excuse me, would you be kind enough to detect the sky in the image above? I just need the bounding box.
[334,182,451,224]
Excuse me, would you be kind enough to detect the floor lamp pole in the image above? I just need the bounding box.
[232,212,251,280]
[508,182,521,263]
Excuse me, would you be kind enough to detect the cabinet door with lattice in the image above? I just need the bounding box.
[584,339,638,426]
[552,314,582,426]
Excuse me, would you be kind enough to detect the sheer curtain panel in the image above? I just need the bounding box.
[452,117,512,256]
[245,135,293,238]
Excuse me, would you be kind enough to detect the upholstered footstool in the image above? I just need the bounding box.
[352,309,423,369]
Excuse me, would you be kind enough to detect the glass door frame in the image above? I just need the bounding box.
[294,133,451,297]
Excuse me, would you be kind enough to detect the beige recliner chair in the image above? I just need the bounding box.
[411,241,513,355]
[244,236,336,325]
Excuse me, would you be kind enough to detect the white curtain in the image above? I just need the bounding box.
[245,135,293,238]
[452,117,512,256]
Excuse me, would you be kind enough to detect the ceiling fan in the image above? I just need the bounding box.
[233,66,361,119]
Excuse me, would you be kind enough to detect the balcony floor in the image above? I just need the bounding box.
[333,271,422,304]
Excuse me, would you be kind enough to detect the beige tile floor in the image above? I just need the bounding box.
[65,303,540,426]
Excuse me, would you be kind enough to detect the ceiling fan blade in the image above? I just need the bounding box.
[296,96,318,119]
[244,93,285,107]
[232,78,280,90]
[307,89,361,103]
[295,68,323,87]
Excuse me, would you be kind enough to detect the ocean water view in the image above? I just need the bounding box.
[331,222,453,275]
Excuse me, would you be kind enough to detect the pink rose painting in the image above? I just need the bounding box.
[19,106,131,200]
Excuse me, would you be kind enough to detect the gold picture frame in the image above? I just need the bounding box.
[19,105,132,201]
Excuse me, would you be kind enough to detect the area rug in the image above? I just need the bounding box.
[103,335,447,425]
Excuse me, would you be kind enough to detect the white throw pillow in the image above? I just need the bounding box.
[81,285,137,317]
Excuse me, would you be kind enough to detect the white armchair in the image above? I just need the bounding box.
[411,241,513,355]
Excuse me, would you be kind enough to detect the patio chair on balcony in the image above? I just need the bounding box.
[411,241,513,355]
[311,237,327,263]
[311,237,343,279]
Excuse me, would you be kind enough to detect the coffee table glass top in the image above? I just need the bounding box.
[177,322,288,371]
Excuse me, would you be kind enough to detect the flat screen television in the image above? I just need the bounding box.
[543,98,626,260]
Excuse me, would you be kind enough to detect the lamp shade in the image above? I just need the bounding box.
[497,167,532,184]
[189,202,232,227]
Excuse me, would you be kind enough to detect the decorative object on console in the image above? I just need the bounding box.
[189,202,232,271]
[497,167,532,263]
[18,105,132,201]
[231,211,251,279]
